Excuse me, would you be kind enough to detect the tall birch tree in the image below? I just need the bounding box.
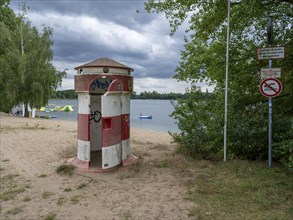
[0,1,66,114]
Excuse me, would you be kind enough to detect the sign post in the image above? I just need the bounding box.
[257,18,285,168]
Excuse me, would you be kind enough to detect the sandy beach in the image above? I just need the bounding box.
[0,113,193,219]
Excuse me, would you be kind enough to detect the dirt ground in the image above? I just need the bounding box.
[0,113,194,219]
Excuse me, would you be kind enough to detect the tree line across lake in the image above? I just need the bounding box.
[51,89,188,100]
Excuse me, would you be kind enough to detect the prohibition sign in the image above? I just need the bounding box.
[259,78,282,97]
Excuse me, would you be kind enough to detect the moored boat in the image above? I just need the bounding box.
[139,115,152,119]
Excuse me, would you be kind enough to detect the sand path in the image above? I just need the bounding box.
[0,113,193,219]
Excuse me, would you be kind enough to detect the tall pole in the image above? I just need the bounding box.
[224,0,230,162]
[267,17,273,167]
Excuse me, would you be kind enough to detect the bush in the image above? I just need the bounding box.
[170,87,293,171]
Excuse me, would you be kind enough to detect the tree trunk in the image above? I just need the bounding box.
[24,103,30,118]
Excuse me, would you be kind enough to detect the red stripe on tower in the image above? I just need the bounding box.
[77,114,90,141]
[121,114,130,141]
[102,116,121,147]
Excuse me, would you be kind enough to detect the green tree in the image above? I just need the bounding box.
[0,2,66,114]
[146,0,293,169]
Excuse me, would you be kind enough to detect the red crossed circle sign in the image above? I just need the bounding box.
[259,78,282,97]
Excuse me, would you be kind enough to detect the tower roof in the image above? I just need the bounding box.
[74,57,133,72]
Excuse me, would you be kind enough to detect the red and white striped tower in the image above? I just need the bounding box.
[73,57,134,171]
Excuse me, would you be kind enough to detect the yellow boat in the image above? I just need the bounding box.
[39,107,46,112]
[53,106,63,112]
[62,105,74,112]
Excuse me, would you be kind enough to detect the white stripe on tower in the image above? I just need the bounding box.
[77,93,90,162]
[121,94,130,160]
[101,95,122,169]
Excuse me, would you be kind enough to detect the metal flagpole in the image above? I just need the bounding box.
[267,17,273,167]
[224,0,230,162]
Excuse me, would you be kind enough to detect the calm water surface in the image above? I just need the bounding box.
[42,99,179,132]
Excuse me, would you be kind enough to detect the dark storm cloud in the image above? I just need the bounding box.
[10,0,188,92]
[11,0,153,30]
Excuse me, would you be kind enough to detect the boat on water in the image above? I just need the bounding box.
[38,105,74,112]
[62,105,74,112]
[39,107,53,112]
[139,115,152,119]
[53,106,63,112]
[39,115,57,119]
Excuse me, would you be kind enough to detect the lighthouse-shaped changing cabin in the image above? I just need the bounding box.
[73,57,134,172]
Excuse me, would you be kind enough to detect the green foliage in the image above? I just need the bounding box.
[0,1,66,112]
[131,90,185,100]
[50,89,185,100]
[51,89,77,99]
[170,87,222,160]
[146,0,293,169]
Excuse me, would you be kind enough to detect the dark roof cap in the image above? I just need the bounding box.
[74,57,133,72]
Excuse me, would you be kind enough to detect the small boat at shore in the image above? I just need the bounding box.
[39,115,57,119]
[139,115,152,119]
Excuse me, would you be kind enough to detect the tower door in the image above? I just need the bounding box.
[101,95,122,169]
[90,95,102,151]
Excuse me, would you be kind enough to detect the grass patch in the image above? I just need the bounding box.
[150,143,169,151]
[77,183,87,190]
[120,160,144,179]
[57,197,66,206]
[152,159,172,168]
[121,210,133,220]
[23,196,31,202]
[0,125,15,132]
[56,164,76,176]
[185,160,293,219]
[0,188,26,201]
[42,191,54,199]
[64,187,72,192]
[6,207,22,215]
[0,124,46,132]
[38,174,47,178]
[70,195,80,205]
[22,123,46,130]
[44,212,56,220]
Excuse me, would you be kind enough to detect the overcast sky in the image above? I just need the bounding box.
[10,0,210,93]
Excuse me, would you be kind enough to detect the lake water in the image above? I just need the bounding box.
[41,99,179,132]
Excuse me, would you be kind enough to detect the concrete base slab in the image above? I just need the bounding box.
[69,153,139,173]
[122,154,139,167]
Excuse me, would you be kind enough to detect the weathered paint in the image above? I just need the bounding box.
[102,115,121,147]
[121,94,131,161]
[74,58,133,170]
[75,74,133,93]
[89,76,113,94]
[90,95,102,151]
[76,67,129,75]
[108,79,123,92]
[77,114,90,141]
[102,143,122,169]
[121,114,130,140]
[121,139,130,160]
[77,139,90,162]
[102,95,121,117]
[121,95,130,114]
[78,93,90,114]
